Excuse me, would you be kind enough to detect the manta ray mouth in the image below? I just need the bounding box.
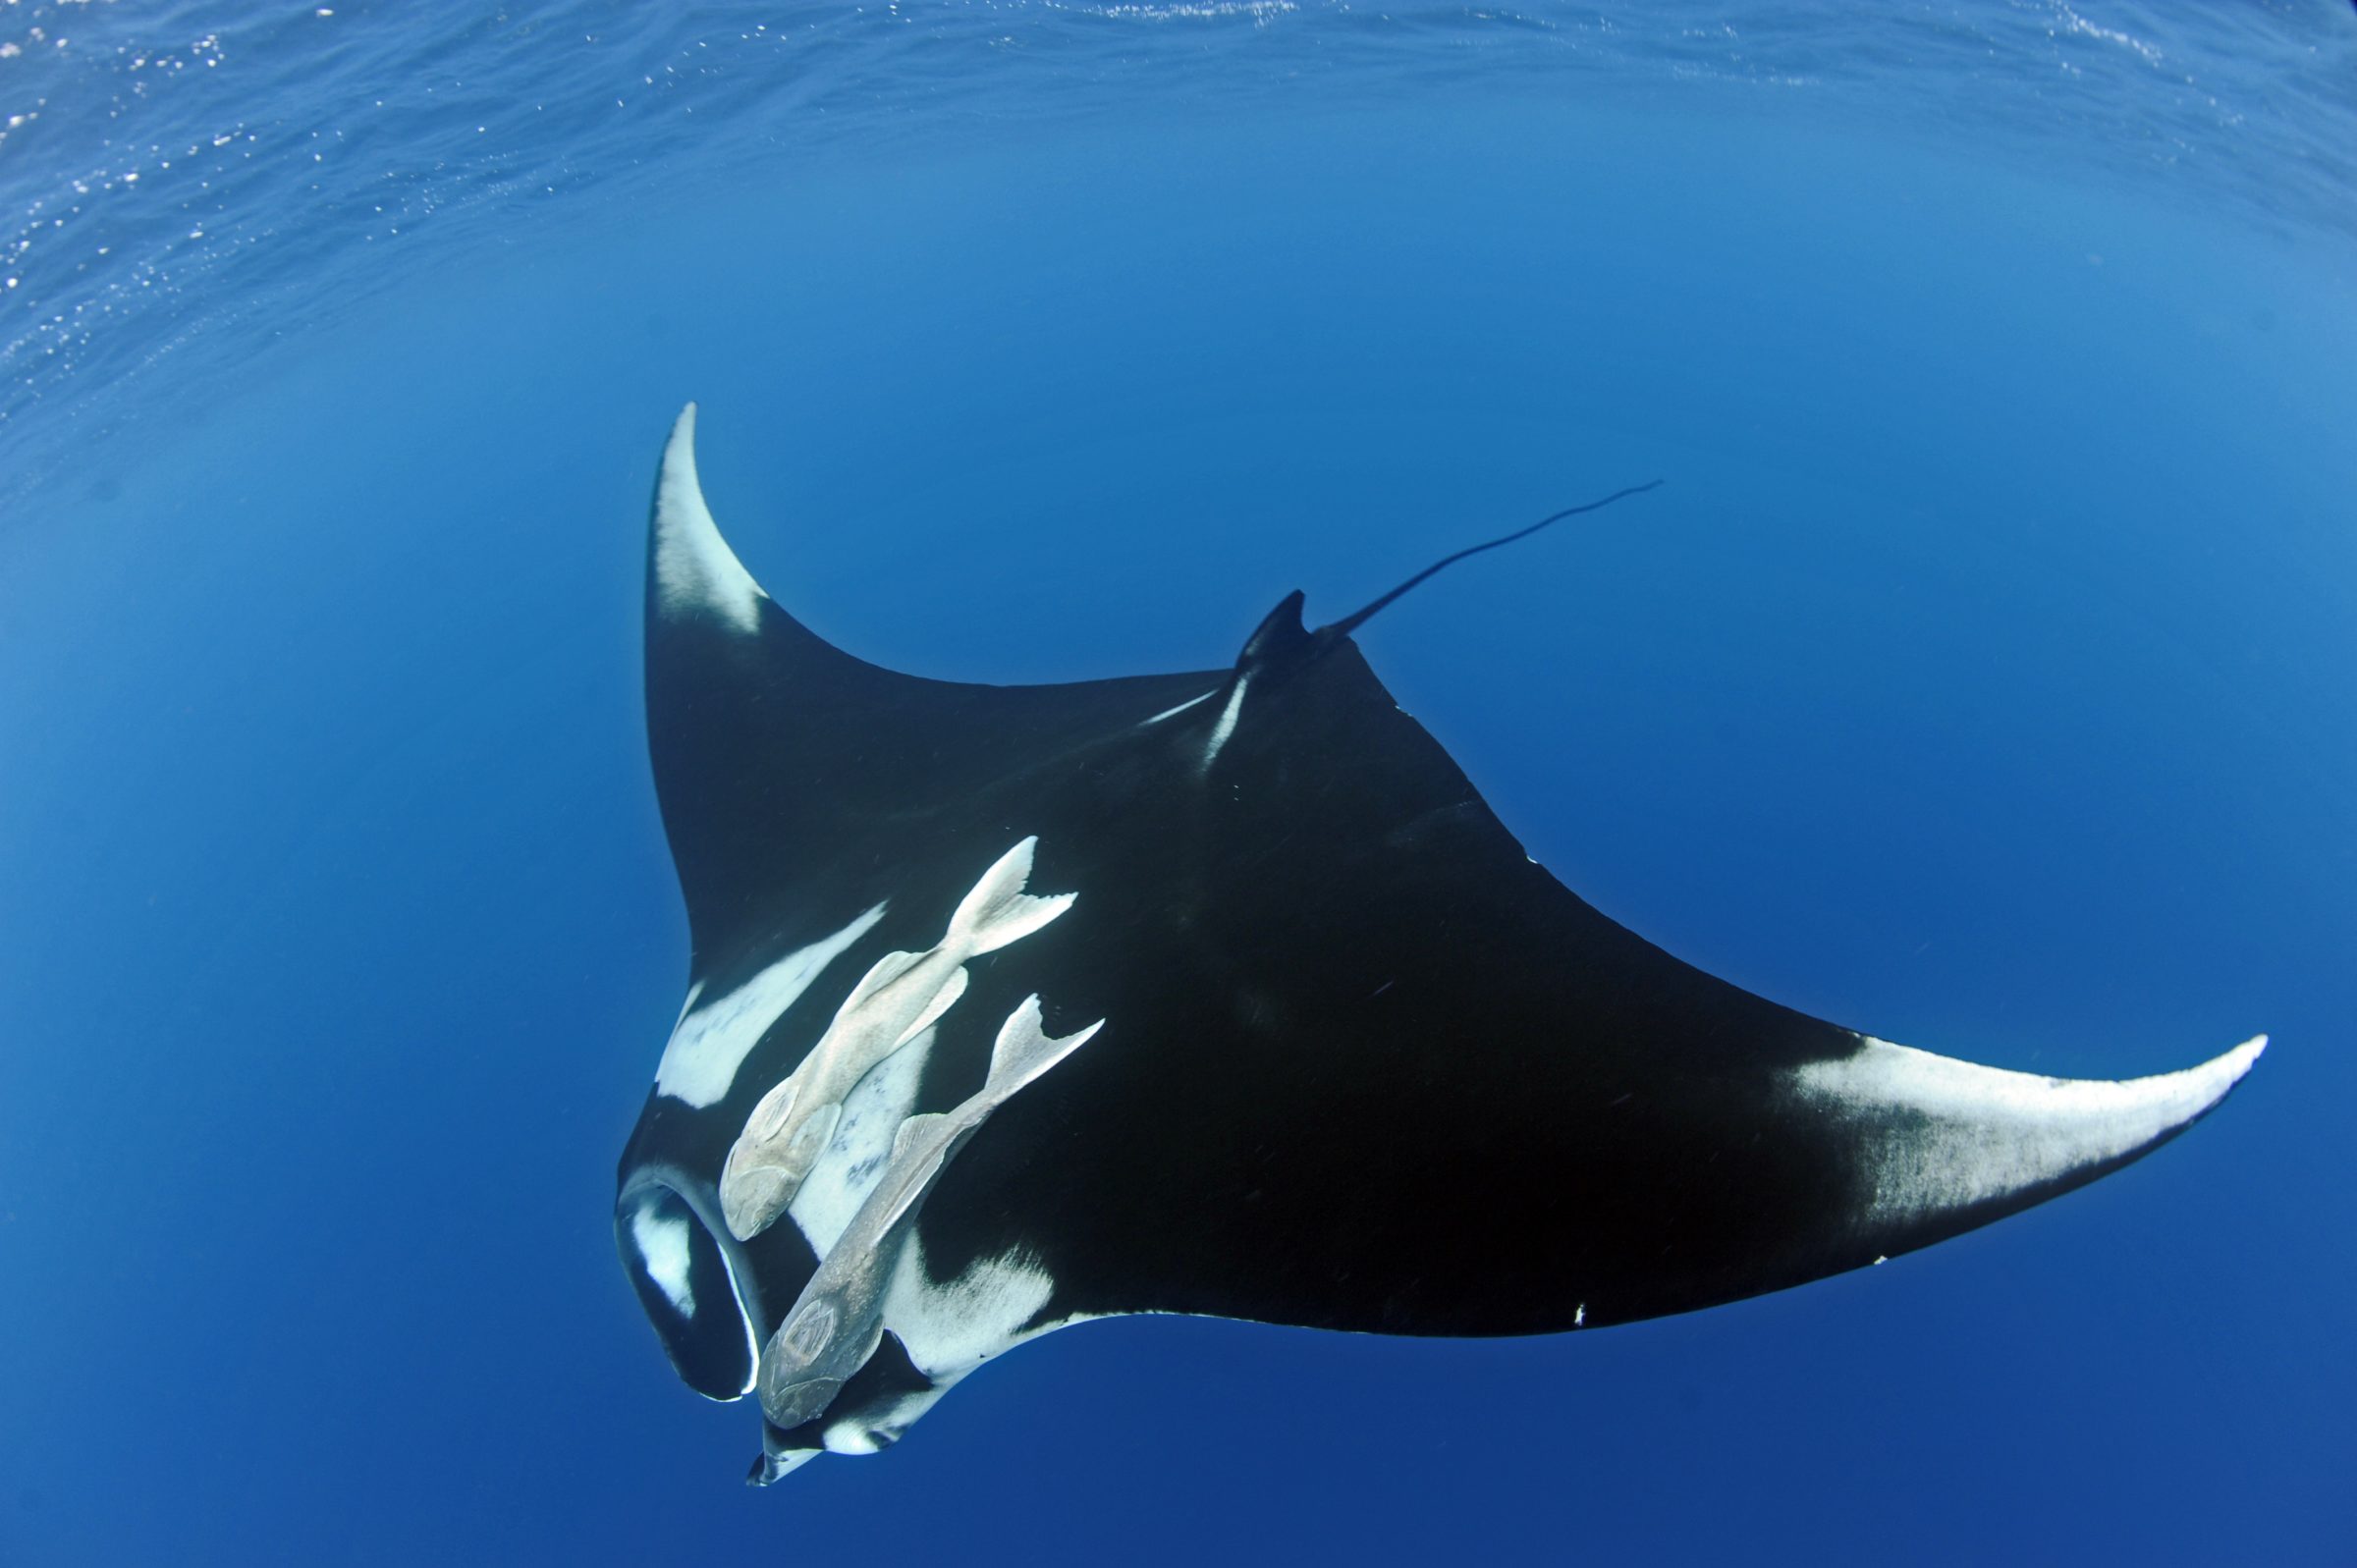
[616,1167,764,1402]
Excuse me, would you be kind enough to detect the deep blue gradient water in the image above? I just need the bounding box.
[3,4,2354,1564]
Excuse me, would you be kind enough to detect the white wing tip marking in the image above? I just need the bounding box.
[1794,1030,2266,1223]
[883,1239,1060,1383]
[2219,1032,2268,1082]
[654,400,768,635]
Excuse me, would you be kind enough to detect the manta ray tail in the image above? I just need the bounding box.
[949,838,1076,957]
[1321,479,1665,641]
[985,995,1106,1101]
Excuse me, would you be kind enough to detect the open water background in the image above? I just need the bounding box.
[1,2,2353,1563]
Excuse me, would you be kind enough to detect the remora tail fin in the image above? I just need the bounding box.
[984,995,1106,1101]
[948,838,1076,957]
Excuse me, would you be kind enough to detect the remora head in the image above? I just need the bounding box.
[719,1081,840,1240]
[762,1372,848,1433]
[758,1297,851,1429]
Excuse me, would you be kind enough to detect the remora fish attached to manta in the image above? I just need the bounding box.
[757,995,1104,1433]
[718,837,1073,1243]
[613,404,2264,1481]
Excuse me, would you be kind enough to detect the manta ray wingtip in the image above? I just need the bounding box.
[1793,1027,2268,1253]
[660,403,701,486]
[650,403,767,633]
[661,403,700,478]
[2162,1033,2267,1118]
[2121,1029,2267,1160]
[2212,1032,2267,1091]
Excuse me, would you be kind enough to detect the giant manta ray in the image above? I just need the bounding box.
[614,406,2262,1484]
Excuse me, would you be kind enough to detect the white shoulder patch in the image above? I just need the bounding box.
[882,1237,1063,1382]
[655,903,888,1108]
[652,403,769,635]
[1790,1033,2266,1226]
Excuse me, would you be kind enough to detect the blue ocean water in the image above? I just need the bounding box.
[2,2,2353,1562]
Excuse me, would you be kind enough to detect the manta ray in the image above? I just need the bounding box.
[613,405,2262,1484]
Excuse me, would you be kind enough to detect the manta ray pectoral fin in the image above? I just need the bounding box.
[640,408,1220,970]
[1791,1032,2266,1253]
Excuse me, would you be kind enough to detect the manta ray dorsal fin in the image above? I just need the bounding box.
[1238,590,1312,673]
[652,403,769,635]
[1794,1033,2266,1236]
[1192,599,1311,776]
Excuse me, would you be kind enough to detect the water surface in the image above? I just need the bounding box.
[1,3,2351,1563]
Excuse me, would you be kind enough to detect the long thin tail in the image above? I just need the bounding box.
[1324,480,1664,640]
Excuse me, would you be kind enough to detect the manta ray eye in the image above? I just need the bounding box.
[616,1178,760,1402]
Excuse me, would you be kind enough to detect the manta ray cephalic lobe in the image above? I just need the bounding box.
[612,404,2263,1485]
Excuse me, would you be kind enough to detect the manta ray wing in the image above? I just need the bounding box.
[616,405,2259,1453]
[643,405,1221,981]
[914,627,2259,1332]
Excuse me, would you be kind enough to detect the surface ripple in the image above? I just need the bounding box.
[0,0,2351,484]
